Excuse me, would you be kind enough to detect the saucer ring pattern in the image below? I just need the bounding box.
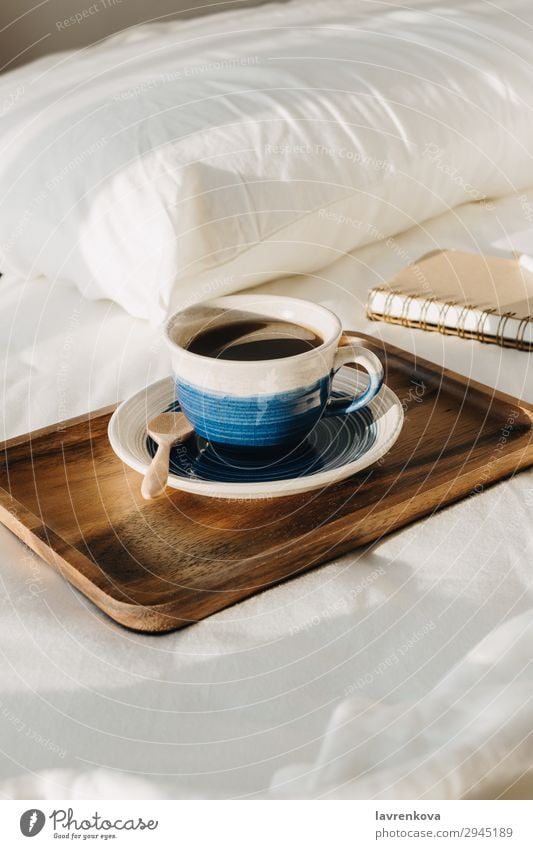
[108,367,404,499]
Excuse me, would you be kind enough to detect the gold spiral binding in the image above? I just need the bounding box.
[383,288,398,321]
[477,308,497,344]
[515,314,533,351]
[456,303,475,339]
[399,293,416,327]
[495,312,516,347]
[419,296,436,331]
[437,300,457,335]
[366,285,533,350]
[366,286,386,320]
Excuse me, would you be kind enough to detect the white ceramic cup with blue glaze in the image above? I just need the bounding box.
[164,294,384,448]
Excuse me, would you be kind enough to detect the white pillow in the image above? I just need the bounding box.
[2,0,533,321]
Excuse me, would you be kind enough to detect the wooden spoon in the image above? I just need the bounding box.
[141,412,194,500]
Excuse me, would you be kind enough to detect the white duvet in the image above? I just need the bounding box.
[0,187,532,800]
[3,0,533,319]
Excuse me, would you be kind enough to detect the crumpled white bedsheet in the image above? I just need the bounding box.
[0,190,532,799]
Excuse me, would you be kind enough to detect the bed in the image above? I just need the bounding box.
[0,0,532,800]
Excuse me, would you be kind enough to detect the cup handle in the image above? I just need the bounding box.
[325,339,384,417]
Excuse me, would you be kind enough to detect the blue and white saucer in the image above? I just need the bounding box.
[108,368,403,499]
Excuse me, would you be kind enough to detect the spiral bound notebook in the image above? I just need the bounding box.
[367,250,533,350]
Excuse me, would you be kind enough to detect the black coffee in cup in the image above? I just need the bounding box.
[186,313,323,361]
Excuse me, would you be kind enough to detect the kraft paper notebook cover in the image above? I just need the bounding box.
[366,250,533,349]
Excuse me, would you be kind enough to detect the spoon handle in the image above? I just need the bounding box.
[141,441,171,500]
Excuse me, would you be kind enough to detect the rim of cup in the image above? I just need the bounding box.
[163,294,343,368]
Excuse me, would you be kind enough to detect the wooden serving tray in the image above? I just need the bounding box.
[1,334,532,633]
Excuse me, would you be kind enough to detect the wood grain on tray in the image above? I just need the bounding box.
[0,334,532,632]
